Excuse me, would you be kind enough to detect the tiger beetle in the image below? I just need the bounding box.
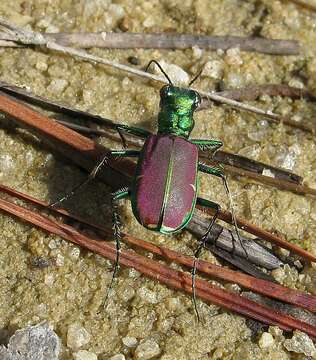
[51,60,245,319]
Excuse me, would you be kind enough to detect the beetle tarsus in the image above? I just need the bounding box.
[49,153,110,208]
[191,259,201,323]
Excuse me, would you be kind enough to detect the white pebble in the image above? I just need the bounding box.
[55,254,64,267]
[225,47,243,66]
[0,154,14,172]
[69,246,80,259]
[73,350,98,360]
[284,330,316,357]
[143,16,155,28]
[225,72,243,88]
[122,336,138,347]
[138,287,159,304]
[192,46,203,59]
[134,339,161,360]
[44,274,55,286]
[108,4,125,22]
[258,332,274,349]
[67,323,91,350]
[110,354,125,360]
[203,60,223,79]
[47,79,68,93]
[36,60,48,71]
[152,60,189,85]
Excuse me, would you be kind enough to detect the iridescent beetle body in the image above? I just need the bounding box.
[132,133,198,233]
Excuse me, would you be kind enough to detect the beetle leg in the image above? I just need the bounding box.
[116,124,151,139]
[198,162,248,259]
[104,187,130,304]
[190,139,223,153]
[49,149,139,208]
[191,197,221,321]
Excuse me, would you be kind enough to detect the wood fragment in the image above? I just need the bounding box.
[0,196,316,339]
[0,90,314,264]
[0,30,300,55]
[34,32,300,55]
[285,0,316,12]
[200,84,316,105]
[0,17,306,130]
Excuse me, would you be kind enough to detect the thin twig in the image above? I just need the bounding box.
[0,90,314,263]
[11,32,299,55]
[0,17,309,133]
[200,84,316,106]
[1,196,316,338]
[0,81,306,188]
[285,0,316,12]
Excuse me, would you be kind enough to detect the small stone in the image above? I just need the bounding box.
[108,4,125,21]
[138,287,159,304]
[166,297,181,311]
[47,79,68,94]
[36,60,48,71]
[262,169,275,178]
[44,274,55,286]
[73,350,98,360]
[225,47,243,66]
[119,16,132,32]
[55,253,64,267]
[152,60,189,85]
[128,56,140,66]
[110,354,125,360]
[0,154,14,173]
[283,330,316,357]
[288,78,304,89]
[271,267,286,283]
[122,336,138,348]
[258,332,274,349]
[46,24,59,33]
[202,60,224,79]
[225,72,243,88]
[269,326,283,338]
[67,323,91,350]
[143,16,155,28]
[192,46,203,59]
[134,339,161,360]
[69,246,80,259]
[0,322,60,360]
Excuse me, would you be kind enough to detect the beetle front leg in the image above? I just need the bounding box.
[190,139,223,153]
[50,149,139,207]
[105,187,130,302]
[116,124,151,140]
[191,197,221,321]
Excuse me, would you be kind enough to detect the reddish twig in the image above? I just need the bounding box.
[1,183,316,313]
[0,196,316,339]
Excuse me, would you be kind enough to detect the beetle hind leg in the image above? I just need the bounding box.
[103,187,130,305]
[191,197,221,321]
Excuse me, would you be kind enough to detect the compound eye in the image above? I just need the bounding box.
[192,91,201,109]
[160,85,171,98]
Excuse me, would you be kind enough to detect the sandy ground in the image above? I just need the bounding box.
[0,0,316,359]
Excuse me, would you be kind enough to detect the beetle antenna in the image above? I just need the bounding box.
[221,175,248,259]
[145,60,173,85]
[188,68,203,87]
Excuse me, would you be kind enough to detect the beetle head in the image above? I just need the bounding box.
[158,85,201,138]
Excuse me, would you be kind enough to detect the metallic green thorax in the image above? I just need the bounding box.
[158,85,201,138]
